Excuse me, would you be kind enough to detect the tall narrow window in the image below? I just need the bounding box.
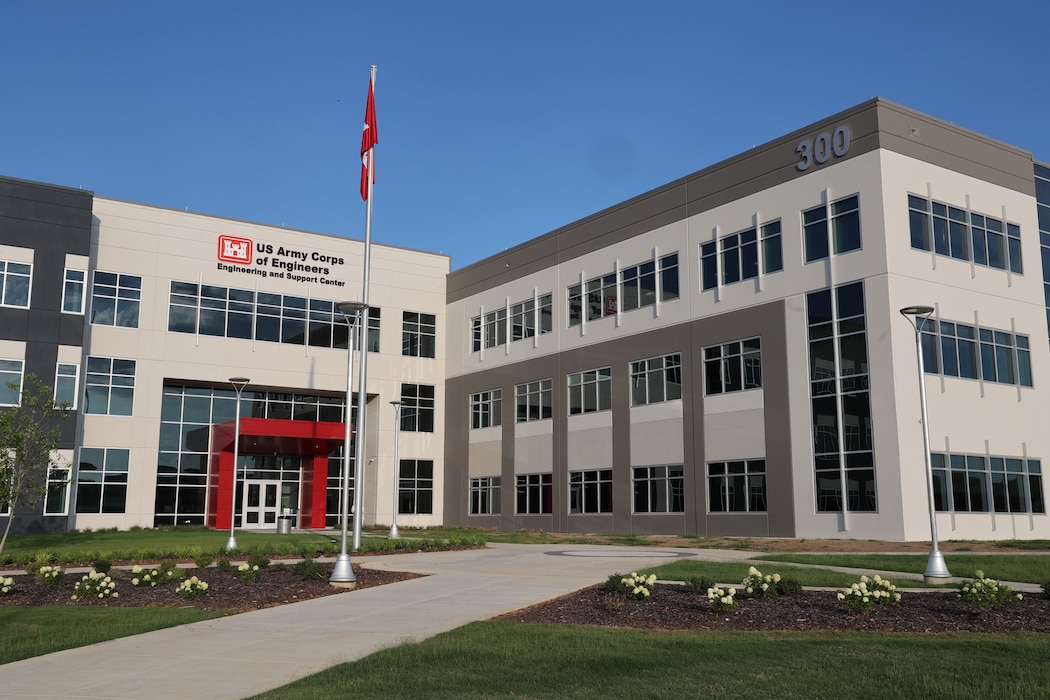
[54,363,79,408]
[63,269,86,314]
[400,384,435,432]
[0,359,24,406]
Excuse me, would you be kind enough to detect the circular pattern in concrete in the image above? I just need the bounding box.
[546,549,694,558]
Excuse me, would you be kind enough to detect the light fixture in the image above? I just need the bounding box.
[899,305,951,581]
[225,376,250,552]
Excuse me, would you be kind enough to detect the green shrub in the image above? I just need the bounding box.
[194,555,214,570]
[72,571,118,601]
[684,576,715,594]
[741,566,780,598]
[294,557,327,581]
[837,575,901,613]
[959,571,1022,608]
[247,551,271,569]
[36,565,64,586]
[91,559,112,575]
[270,562,288,573]
[776,577,804,596]
[604,573,626,592]
[216,558,232,573]
[159,560,187,580]
[235,563,262,584]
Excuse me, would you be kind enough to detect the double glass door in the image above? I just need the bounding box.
[237,455,301,529]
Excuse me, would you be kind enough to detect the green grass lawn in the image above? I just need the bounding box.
[759,553,1050,584]
[0,606,225,664]
[249,621,1050,699]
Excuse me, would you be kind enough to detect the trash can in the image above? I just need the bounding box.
[276,515,293,534]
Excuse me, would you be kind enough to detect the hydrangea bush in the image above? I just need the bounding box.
[707,586,738,612]
[36,565,64,586]
[72,570,118,600]
[236,563,262,584]
[837,575,900,613]
[959,571,1022,608]
[130,565,162,587]
[618,571,657,600]
[742,566,781,598]
[177,576,209,598]
[0,576,13,596]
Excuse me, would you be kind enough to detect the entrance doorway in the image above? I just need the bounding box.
[238,455,302,530]
[242,480,280,528]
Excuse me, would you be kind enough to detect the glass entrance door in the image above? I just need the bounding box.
[242,479,280,529]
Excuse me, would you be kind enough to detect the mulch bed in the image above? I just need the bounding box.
[496,584,1050,633]
[0,565,420,613]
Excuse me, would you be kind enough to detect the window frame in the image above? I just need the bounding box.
[515,379,553,422]
[90,271,142,328]
[630,353,682,407]
[74,446,130,514]
[62,269,86,314]
[397,458,434,514]
[399,383,435,432]
[568,367,612,415]
[468,476,502,515]
[402,311,437,358]
[632,465,685,513]
[704,338,762,395]
[569,469,613,514]
[708,459,767,513]
[0,359,25,406]
[0,260,32,309]
[469,389,502,429]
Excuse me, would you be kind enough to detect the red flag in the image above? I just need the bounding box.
[360,75,378,201]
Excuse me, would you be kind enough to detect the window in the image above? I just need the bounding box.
[63,269,86,313]
[804,194,861,263]
[400,384,435,432]
[398,459,433,514]
[0,261,31,308]
[568,367,611,415]
[469,477,501,515]
[633,465,685,513]
[90,271,141,328]
[84,357,136,416]
[0,359,24,406]
[54,363,78,408]
[515,473,552,514]
[630,353,682,406]
[569,469,613,514]
[701,222,783,291]
[510,294,553,342]
[808,282,876,513]
[515,379,552,422]
[704,338,762,395]
[470,389,502,429]
[908,195,1023,273]
[569,253,679,326]
[402,311,436,358]
[44,465,70,515]
[75,447,129,514]
[708,460,767,512]
[932,452,1045,515]
[366,307,381,352]
[918,319,1033,388]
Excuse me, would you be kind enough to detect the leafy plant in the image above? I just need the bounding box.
[741,566,780,598]
[235,563,262,584]
[617,571,657,600]
[91,559,112,575]
[36,565,64,586]
[71,571,118,600]
[130,565,161,587]
[247,551,271,569]
[0,576,13,596]
[216,558,233,573]
[194,555,215,570]
[294,557,327,581]
[159,560,186,580]
[176,576,208,598]
[958,571,1022,609]
[837,575,901,613]
[707,586,738,612]
[684,575,714,594]
[776,577,803,596]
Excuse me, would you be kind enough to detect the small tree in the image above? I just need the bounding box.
[0,374,71,555]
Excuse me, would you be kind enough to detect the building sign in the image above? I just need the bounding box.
[215,235,348,287]
[795,125,851,171]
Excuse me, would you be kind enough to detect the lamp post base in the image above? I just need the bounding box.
[923,550,952,582]
[225,535,237,552]
[329,552,357,585]
[388,523,400,539]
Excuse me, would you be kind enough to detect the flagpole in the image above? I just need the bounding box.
[352,64,377,551]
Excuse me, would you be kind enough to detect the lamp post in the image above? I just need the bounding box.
[389,400,402,539]
[899,305,951,581]
[331,301,368,585]
[225,376,250,552]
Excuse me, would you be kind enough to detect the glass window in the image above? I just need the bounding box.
[399,384,435,432]
[75,447,130,514]
[515,473,553,514]
[708,460,766,512]
[469,476,501,515]
[632,465,685,513]
[909,194,1023,273]
[630,353,682,406]
[397,459,434,514]
[63,269,86,314]
[569,469,613,514]
[0,359,24,406]
[805,195,861,262]
[402,311,437,358]
[704,338,761,395]
[470,389,502,429]
[84,357,135,416]
[90,271,141,328]
[515,379,552,422]
[54,363,78,409]
[0,261,31,308]
[568,367,612,415]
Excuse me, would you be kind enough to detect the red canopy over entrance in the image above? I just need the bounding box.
[207,418,352,530]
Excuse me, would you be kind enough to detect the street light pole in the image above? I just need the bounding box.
[225,376,250,553]
[389,400,402,539]
[899,305,951,582]
[331,301,368,585]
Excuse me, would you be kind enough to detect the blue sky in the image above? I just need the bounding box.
[3,1,1048,270]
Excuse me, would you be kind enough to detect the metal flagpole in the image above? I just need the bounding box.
[352,64,377,551]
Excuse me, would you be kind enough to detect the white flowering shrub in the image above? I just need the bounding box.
[235,563,262,584]
[707,586,738,612]
[177,576,209,598]
[741,566,782,598]
[959,571,1022,608]
[130,565,161,587]
[72,570,119,601]
[617,571,657,600]
[36,565,64,586]
[837,575,901,613]
[0,576,13,596]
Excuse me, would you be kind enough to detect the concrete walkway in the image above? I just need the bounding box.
[0,544,752,700]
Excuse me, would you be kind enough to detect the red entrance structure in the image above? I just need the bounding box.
[206,418,352,530]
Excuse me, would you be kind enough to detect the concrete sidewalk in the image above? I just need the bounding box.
[1,544,750,700]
